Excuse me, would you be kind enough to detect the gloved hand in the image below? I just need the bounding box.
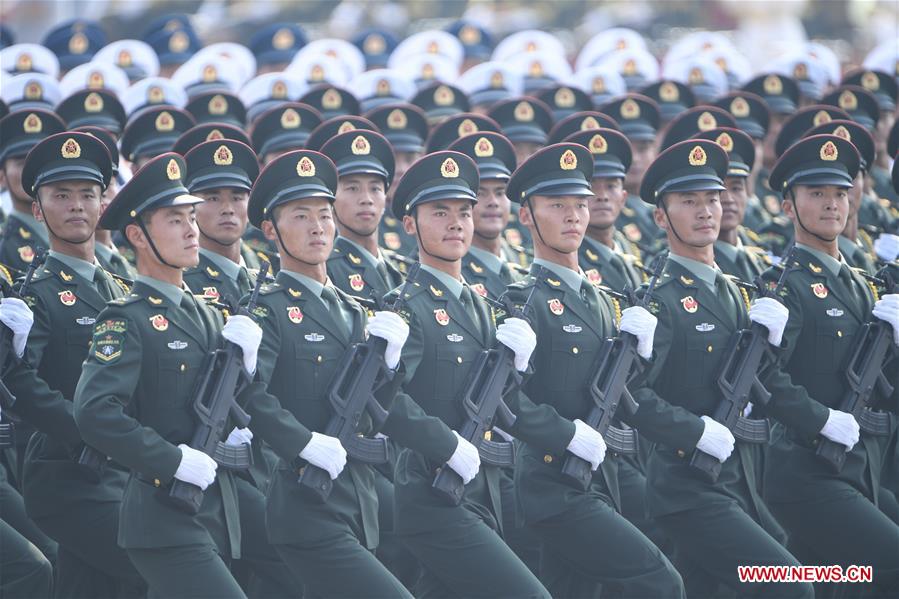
[225,427,253,446]
[820,409,860,452]
[696,416,735,463]
[873,233,899,262]
[221,314,262,374]
[749,297,790,346]
[619,306,657,359]
[495,317,537,371]
[174,444,218,490]
[299,432,347,480]
[446,431,480,484]
[366,310,409,370]
[872,294,899,346]
[566,419,607,470]
[0,297,33,358]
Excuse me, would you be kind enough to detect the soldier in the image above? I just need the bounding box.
[243,149,412,598]
[119,106,195,171]
[501,143,683,598]
[1,131,146,597]
[72,153,262,597]
[384,151,550,598]
[0,110,65,272]
[759,134,899,595]
[320,130,405,302]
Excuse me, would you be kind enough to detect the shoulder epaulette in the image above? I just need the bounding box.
[109,293,142,306]
[259,282,283,296]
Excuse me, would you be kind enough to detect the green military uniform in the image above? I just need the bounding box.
[382,151,549,598]
[0,212,49,274]
[327,237,405,303]
[95,242,137,279]
[502,143,682,598]
[73,154,248,598]
[629,140,812,598]
[244,149,412,598]
[758,136,899,596]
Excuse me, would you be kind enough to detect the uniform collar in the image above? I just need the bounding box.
[9,210,49,244]
[795,243,842,276]
[467,245,504,274]
[48,249,96,281]
[583,235,616,262]
[420,263,465,299]
[337,235,382,270]
[279,268,334,299]
[668,253,718,294]
[136,275,186,305]
[532,258,584,292]
[94,241,114,263]
[713,238,743,261]
[200,248,242,281]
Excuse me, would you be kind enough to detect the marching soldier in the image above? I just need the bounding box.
[320,130,405,302]
[503,143,683,598]
[1,132,145,597]
[383,151,550,597]
[627,139,813,598]
[73,153,262,597]
[759,134,899,595]
[243,149,412,598]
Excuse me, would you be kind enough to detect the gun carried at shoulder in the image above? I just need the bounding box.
[815,270,897,472]
[0,250,46,449]
[560,253,667,491]
[689,247,796,481]
[298,264,421,502]
[166,263,269,514]
[430,273,541,506]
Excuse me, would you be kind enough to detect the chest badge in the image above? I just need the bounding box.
[18,245,34,263]
[287,306,304,324]
[548,298,564,315]
[811,282,828,299]
[202,286,219,300]
[348,273,365,291]
[446,333,463,342]
[167,340,188,350]
[58,290,77,306]
[470,283,488,298]
[383,232,401,250]
[149,314,169,331]
[434,308,450,326]
[695,322,715,332]
[562,324,582,333]
[304,333,325,342]
[76,316,96,326]
[681,296,698,313]
[826,308,843,317]
[585,269,602,286]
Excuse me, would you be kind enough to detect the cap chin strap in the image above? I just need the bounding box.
[787,189,839,243]
[135,219,183,270]
[198,225,240,250]
[36,198,94,246]
[412,211,456,263]
[269,216,322,268]
[524,198,574,256]
[659,197,710,249]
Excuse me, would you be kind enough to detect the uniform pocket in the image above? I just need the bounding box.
[434,344,480,401]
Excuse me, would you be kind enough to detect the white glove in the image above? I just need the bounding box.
[820,409,860,452]
[696,416,735,463]
[872,294,899,346]
[495,317,537,372]
[749,297,789,346]
[873,233,899,262]
[619,306,657,359]
[446,431,480,484]
[221,314,262,374]
[225,427,253,446]
[366,310,409,370]
[0,297,33,358]
[299,432,347,480]
[174,444,218,490]
[566,419,607,470]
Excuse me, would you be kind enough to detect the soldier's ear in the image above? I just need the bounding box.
[402,214,416,235]
[260,219,278,243]
[32,195,43,222]
[517,201,532,227]
[652,205,668,231]
[124,222,145,248]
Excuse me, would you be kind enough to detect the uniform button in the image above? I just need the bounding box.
[837,330,842,338]
[484,431,492,441]
[456,356,463,363]
[316,355,323,363]
[707,345,713,353]
[543,454,553,464]
[676,449,686,458]
[153,478,161,487]
[572,347,579,354]
[179,364,186,372]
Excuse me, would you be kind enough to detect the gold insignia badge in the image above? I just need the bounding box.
[18,227,31,240]
[348,252,362,265]
[820,140,838,161]
[383,232,401,250]
[351,135,371,155]
[363,33,386,55]
[427,40,440,54]
[660,82,680,102]
[585,249,599,262]
[387,109,407,129]
[689,67,705,85]
[697,111,717,131]
[525,41,538,52]
[149,314,169,331]
[715,132,734,152]
[793,62,808,80]
[169,31,189,54]
[84,92,103,112]
[812,110,832,126]
[69,32,88,54]
[440,157,460,178]
[61,138,81,159]
[15,53,32,71]
[147,85,165,104]
[434,308,450,326]
[457,118,478,137]
[272,28,295,50]
[155,111,174,132]
[832,125,851,141]
[309,65,325,82]
[427,285,444,298]
[322,88,342,110]
[688,145,708,166]
[288,287,302,297]
[202,64,217,83]
[421,63,435,79]
[838,90,857,111]
[296,156,316,177]
[23,113,42,133]
[560,149,578,170]
[474,137,494,157]
[546,278,561,287]
[281,108,301,129]
[528,61,544,78]
[514,101,535,122]
[592,77,605,94]
[208,94,228,115]
[271,80,288,99]
[730,96,750,118]
[490,70,504,89]
[17,246,34,263]
[166,158,181,180]
[555,87,576,108]
[117,49,133,68]
[24,81,42,100]
[860,71,879,91]
[434,85,455,107]
[622,58,637,76]
[459,25,481,45]
[213,144,233,166]
[469,261,484,274]
[147,296,163,305]
[808,262,822,273]
[680,275,694,285]
[589,134,607,154]
[376,78,391,96]
[680,295,698,313]
[581,116,600,131]
[763,75,783,95]
[620,98,640,119]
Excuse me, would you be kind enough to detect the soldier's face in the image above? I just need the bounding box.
[513,141,542,165]
[34,180,102,243]
[626,140,655,192]
[763,114,786,169]
[403,199,473,262]
[655,190,721,247]
[588,177,627,229]
[129,205,200,268]
[846,172,863,217]
[1,157,30,203]
[473,178,510,239]
[194,187,249,246]
[263,198,335,265]
[783,184,849,240]
[519,194,589,254]
[334,174,386,237]
[392,151,422,196]
[720,176,748,233]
